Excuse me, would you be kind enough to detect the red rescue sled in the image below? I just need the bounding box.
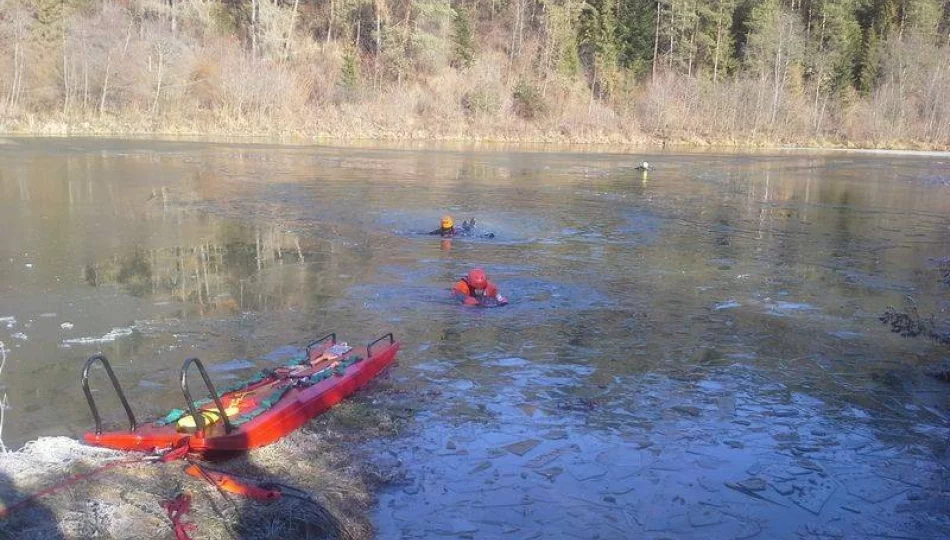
[81,332,399,456]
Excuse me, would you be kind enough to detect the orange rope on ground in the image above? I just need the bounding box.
[183,462,281,501]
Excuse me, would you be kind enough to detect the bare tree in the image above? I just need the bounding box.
[151,38,174,115]
[0,4,30,115]
[99,17,134,118]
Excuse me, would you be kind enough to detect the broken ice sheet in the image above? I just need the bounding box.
[469,461,491,474]
[787,476,837,515]
[535,467,563,481]
[840,473,907,503]
[503,439,541,457]
[594,446,643,468]
[426,518,478,536]
[688,506,724,527]
[736,477,767,492]
[527,445,577,468]
[567,461,608,482]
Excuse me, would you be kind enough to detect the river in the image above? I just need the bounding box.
[0,137,948,538]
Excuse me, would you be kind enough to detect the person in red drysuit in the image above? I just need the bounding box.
[452,268,508,307]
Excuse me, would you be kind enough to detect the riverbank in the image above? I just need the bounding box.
[3,113,949,152]
[0,385,416,540]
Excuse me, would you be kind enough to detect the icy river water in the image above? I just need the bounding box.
[0,137,948,539]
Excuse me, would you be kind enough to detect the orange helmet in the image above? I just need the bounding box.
[441,215,454,229]
[467,268,488,289]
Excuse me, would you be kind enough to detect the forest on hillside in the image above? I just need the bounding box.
[0,0,948,146]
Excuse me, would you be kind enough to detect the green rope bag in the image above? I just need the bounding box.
[214,368,277,395]
[232,386,293,427]
[155,368,278,427]
[228,356,362,426]
[298,355,363,387]
[159,408,188,426]
[155,355,361,426]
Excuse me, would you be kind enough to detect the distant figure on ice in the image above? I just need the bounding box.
[634,161,653,171]
[429,215,495,238]
[430,215,458,237]
[452,268,508,307]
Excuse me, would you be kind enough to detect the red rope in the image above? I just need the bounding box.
[161,493,197,540]
[0,456,141,519]
[160,441,192,463]
[0,440,191,520]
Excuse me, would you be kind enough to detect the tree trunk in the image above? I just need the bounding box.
[99,20,133,119]
[770,42,782,127]
[99,52,113,118]
[252,0,260,56]
[813,11,826,131]
[285,0,300,57]
[510,0,525,59]
[687,18,697,77]
[63,11,70,115]
[83,33,89,112]
[375,0,383,55]
[375,0,383,91]
[170,0,178,34]
[151,49,165,116]
[713,0,724,83]
[668,0,674,69]
[328,0,335,44]
[404,0,413,57]
[652,1,661,83]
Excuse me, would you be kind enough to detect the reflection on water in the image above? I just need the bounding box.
[82,223,309,314]
[0,139,948,534]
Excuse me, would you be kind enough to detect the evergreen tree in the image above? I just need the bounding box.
[540,0,583,77]
[451,6,475,68]
[615,0,661,76]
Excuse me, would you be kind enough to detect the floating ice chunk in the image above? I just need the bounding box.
[0,316,15,328]
[24,263,32,268]
[63,327,134,345]
[494,357,529,367]
[60,322,74,330]
[773,301,817,311]
[208,358,257,372]
[11,332,27,340]
[261,345,300,362]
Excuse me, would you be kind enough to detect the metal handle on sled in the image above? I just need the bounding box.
[82,354,137,435]
[367,333,394,357]
[305,332,336,359]
[180,357,234,434]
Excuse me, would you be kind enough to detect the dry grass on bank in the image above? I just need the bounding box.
[0,394,412,540]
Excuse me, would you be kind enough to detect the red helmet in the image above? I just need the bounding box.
[467,268,488,290]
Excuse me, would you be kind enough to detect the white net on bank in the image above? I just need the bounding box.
[0,436,127,483]
[0,340,7,453]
